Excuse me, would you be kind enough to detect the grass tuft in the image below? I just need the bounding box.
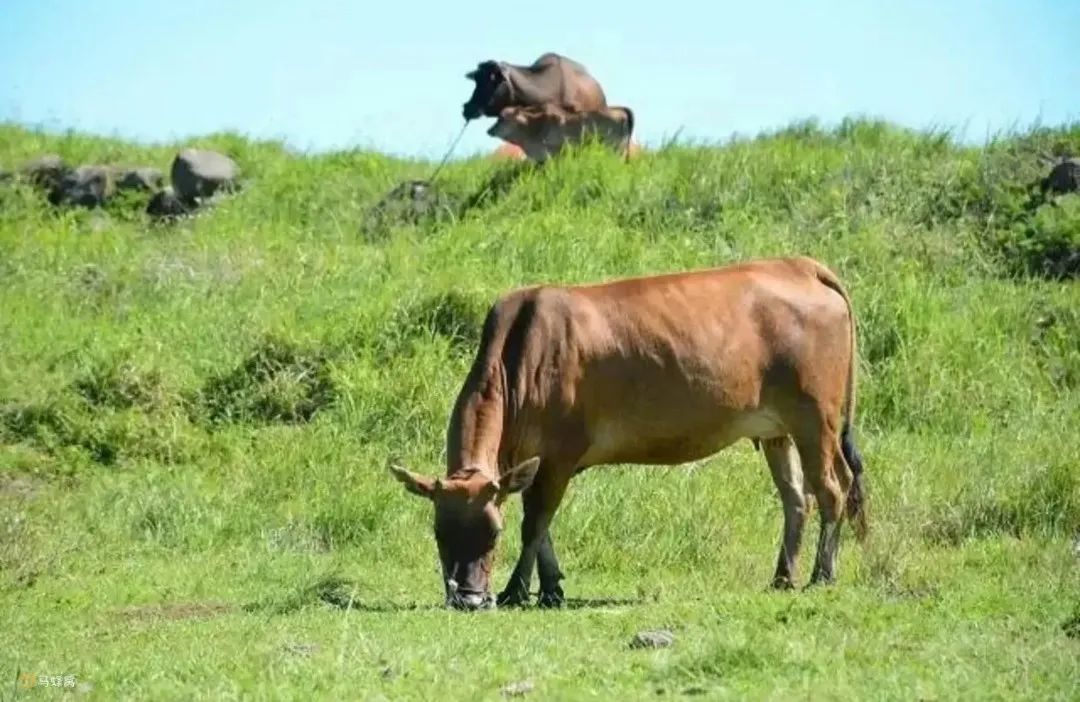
[71,355,169,411]
[925,461,1080,545]
[190,334,337,425]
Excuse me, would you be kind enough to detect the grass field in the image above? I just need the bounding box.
[1,118,1078,701]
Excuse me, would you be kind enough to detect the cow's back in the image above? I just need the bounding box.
[514,53,607,112]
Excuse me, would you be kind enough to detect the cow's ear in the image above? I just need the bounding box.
[499,457,541,496]
[389,465,438,500]
[466,70,477,80]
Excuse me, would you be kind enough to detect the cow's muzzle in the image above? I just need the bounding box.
[462,102,482,121]
[445,579,495,611]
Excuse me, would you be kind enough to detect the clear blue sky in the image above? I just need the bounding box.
[1,0,1077,160]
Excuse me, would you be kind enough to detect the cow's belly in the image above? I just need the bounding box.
[577,407,786,468]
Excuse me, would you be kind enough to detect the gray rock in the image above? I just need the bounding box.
[1041,158,1079,196]
[629,629,675,649]
[21,154,70,192]
[116,167,164,193]
[147,186,195,220]
[362,179,454,239]
[171,148,238,202]
[48,165,114,208]
[392,180,439,210]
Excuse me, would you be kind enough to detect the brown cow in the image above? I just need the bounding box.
[462,52,607,121]
[487,104,636,163]
[390,256,868,610]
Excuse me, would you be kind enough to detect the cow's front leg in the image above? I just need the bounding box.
[497,465,572,608]
[497,530,537,607]
[536,531,565,608]
[498,532,563,608]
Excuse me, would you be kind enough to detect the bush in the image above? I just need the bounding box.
[995,195,1080,280]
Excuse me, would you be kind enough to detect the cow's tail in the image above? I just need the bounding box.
[813,261,868,541]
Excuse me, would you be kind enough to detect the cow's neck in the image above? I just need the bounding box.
[445,360,508,483]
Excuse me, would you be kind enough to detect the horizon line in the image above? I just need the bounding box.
[3,111,1079,163]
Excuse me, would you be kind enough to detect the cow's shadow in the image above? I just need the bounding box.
[323,595,645,613]
[331,600,445,613]
[556,596,647,610]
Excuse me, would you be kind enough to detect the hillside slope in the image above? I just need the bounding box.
[1,119,1078,700]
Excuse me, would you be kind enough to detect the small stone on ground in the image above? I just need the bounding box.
[629,629,675,649]
[501,679,534,697]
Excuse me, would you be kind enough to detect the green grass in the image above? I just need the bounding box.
[2,118,1079,701]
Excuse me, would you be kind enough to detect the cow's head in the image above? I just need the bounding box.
[486,105,564,139]
[463,61,512,120]
[389,458,540,610]
[486,106,529,140]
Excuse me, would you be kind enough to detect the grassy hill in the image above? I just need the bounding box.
[1,119,1078,700]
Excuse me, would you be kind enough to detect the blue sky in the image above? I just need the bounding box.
[1,0,1077,159]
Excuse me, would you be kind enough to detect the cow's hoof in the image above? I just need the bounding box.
[536,589,565,609]
[770,576,796,591]
[805,573,835,589]
[496,588,531,608]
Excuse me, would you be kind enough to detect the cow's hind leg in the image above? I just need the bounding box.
[763,436,808,590]
[497,463,573,609]
[794,423,848,586]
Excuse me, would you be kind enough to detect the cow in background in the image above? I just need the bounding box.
[462,53,607,121]
[487,104,637,162]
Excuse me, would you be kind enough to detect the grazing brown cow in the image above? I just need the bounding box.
[390,256,868,610]
[487,104,636,163]
[462,52,607,121]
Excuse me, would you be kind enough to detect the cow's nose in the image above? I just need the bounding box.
[445,589,495,611]
[457,592,489,610]
[451,591,494,604]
